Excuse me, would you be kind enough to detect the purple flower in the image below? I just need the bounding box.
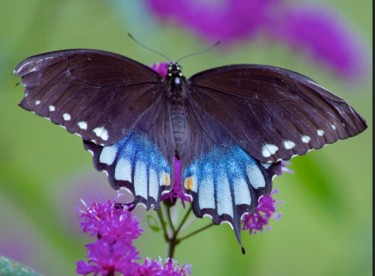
[280,160,294,175]
[77,239,140,276]
[76,200,142,275]
[137,258,192,276]
[146,0,279,42]
[242,189,282,234]
[146,0,368,81]
[79,200,142,241]
[151,62,169,77]
[269,4,368,80]
[77,198,191,276]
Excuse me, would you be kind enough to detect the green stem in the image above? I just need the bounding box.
[179,223,215,242]
[166,204,176,233]
[167,235,178,259]
[156,207,169,241]
[175,207,193,234]
[166,206,192,258]
[158,203,213,259]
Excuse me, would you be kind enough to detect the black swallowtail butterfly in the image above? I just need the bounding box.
[14,49,367,242]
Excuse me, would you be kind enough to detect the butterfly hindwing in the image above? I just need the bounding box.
[178,95,283,240]
[82,88,177,209]
[84,131,172,210]
[182,144,282,241]
[189,64,367,163]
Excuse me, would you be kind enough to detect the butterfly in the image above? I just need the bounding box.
[14,49,367,243]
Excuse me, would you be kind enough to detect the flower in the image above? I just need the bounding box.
[76,239,140,276]
[241,161,289,234]
[242,189,282,234]
[146,0,369,81]
[76,200,142,275]
[269,4,368,80]
[280,160,294,175]
[151,62,169,77]
[146,0,279,42]
[78,200,142,241]
[77,197,192,276]
[137,258,192,276]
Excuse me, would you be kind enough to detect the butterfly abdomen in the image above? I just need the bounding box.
[169,97,188,159]
[165,63,191,159]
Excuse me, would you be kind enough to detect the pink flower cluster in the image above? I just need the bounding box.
[146,0,368,80]
[242,189,282,234]
[76,200,191,276]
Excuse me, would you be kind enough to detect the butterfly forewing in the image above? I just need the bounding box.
[189,65,367,163]
[14,49,164,146]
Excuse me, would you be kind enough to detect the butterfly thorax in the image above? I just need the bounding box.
[165,63,189,159]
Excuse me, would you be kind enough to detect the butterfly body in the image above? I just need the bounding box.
[163,63,190,158]
[14,49,367,243]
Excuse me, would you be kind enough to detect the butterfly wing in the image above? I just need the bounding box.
[189,64,367,163]
[14,49,165,145]
[180,93,283,242]
[14,49,175,207]
[180,64,367,242]
[84,96,176,209]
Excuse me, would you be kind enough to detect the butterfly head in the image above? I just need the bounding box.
[166,63,184,88]
[167,63,183,78]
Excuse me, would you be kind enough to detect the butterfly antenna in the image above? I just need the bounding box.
[127,33,173,63]
[176,41,221,63]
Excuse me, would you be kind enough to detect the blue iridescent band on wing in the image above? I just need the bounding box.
[84,132,172,209]
[182,145,282,242]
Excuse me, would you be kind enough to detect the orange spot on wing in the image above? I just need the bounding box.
[163,173,170,186]
[184,176,194,190]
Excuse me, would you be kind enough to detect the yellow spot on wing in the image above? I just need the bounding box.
[184,176,194,190]
[163,173,170,186]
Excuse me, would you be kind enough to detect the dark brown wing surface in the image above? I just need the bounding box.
[188,64,367,163]
[14,49,166,146]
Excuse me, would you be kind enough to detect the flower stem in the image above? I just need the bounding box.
[175,207,192,234]
[179,223,215,242]
[167,235,178,259]
[166,205,193,258]
[156,207,168,241]
[166,204,176,233]
[157,202,213,259]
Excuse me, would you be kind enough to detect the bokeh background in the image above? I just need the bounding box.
[0,0,372,275]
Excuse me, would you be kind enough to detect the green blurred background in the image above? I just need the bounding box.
[0,0,372,275]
